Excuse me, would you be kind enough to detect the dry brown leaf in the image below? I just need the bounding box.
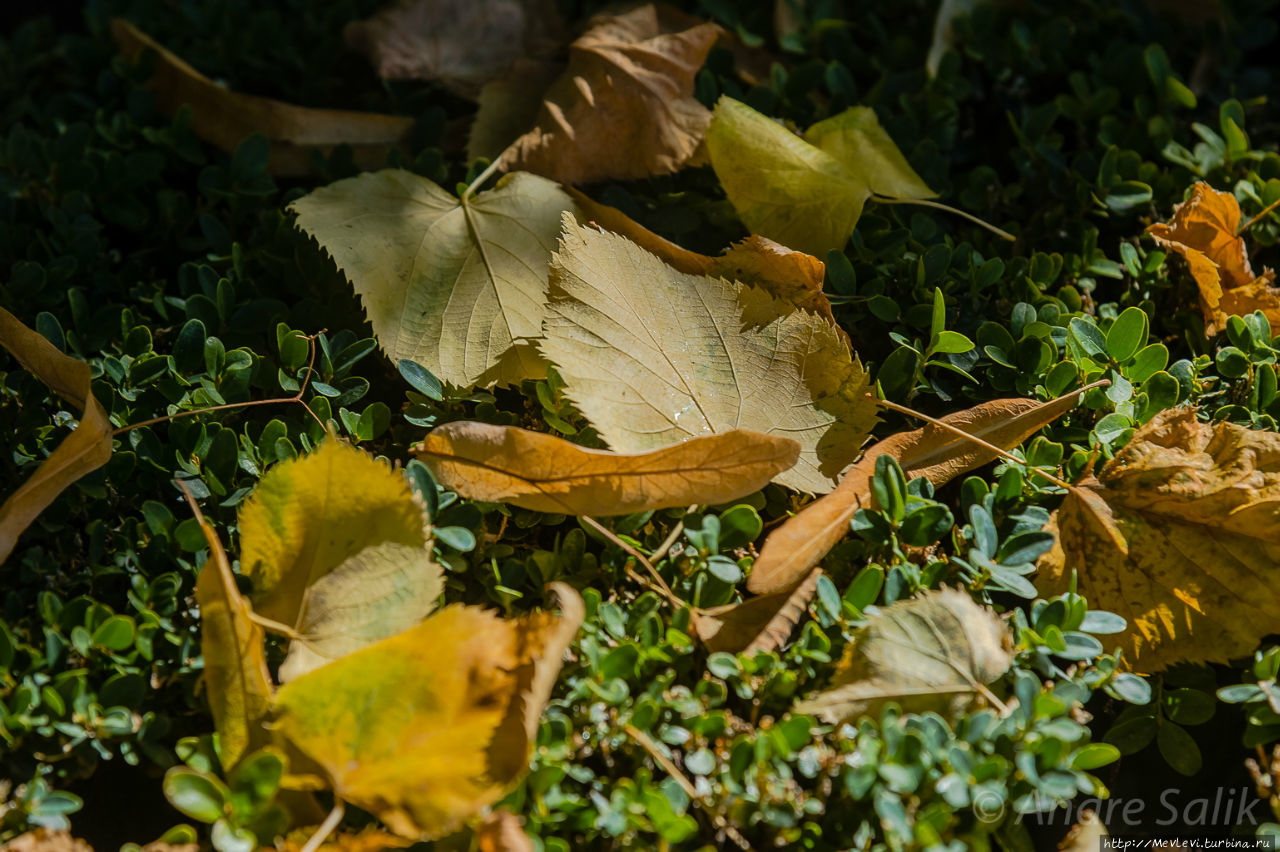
[467,58,564,162]
[794,588,1013,723]
[694,568,822,654]
[0,830,93,852]
[748,389,1091,594]
[1146,181,1280,335]
[110,19,413,177]
[0,307,113,565]
[1038,407,1280,672]
[498,5,721,184]
[476,810,535,852]
[1058,810,1108,852]
[344,0,564,97]
[416,422,799,516]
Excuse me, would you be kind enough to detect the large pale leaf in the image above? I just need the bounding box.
[273,585,583,839]
[0,307,113,564]
[749,390,1090,594]
[794,588,1013,723]
[237,440,437,678]
[706,97,937,257]
[540,217,877,493]
[498,5,721,184]
[290,169,576,388]
[1038,408,1280,671]
[416,422,798,515]
[111,19,412,177]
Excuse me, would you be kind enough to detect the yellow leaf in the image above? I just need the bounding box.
[272,585,583,840]
[693,568,822,655]
[110,20,412,178]
[802,107,937,201]
[498,5,721,184]
[192,513,274,769]
[749,390,1089,594]
[290,170,576,388]
[0,307,113,565]
[237,440,438,679]
[1146,181,1279,335]
[1037,408,1280,671]
[417,421,798,515]
[541,216,877,493]
[344,0,564,98]
[794,588,1012,723]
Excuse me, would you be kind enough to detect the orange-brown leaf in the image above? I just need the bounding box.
[694,568,822,654]
[476,810,535,852]
[416,422,798,516]
[111,19,412,177]
[0,307,113,565]
[1037,408,1280,671]
[498,5,721,184]
[749,390,1089,594]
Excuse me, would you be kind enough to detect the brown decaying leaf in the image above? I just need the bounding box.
[417,421,799,516]
[0,307,113,565]
[110,19,412,177]
[694,568,822,655]
[793,587,1013,723]
[1146,181,1279,335]
[569,188,843,335]
[748,390,1091,595]
[344,0,564,98]
[0,831,94,852]
[497,5,721,184]
[1037,407,1280,672]
[476,810,536,852]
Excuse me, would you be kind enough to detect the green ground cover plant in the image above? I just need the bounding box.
[3,0,1280,849]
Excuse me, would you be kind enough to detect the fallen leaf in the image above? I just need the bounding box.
[344,0,563,97]
[467,58,564,162]
[110,19,413,178]
[1146,181,1279,335]
[0,830,93,852]
[1058,810,1108,852]
[272,584,583,839]
[277,827,410,852]
[1038,407,1280,671]
[416,421,799,516]
[0,307,113,565]
[237,440,439,679]
[570,188,842,333]
[497,5,722,184]
[694,568,822,654]
[476,810,535,852]
[706,97,936,257]
[290,170,576,388]
[192,511,274,769]
[793,588,1013,723]
[749,389,1091,594]
[541,216,878,493]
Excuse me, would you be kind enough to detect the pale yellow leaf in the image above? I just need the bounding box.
[290,170,576,388]
[802,107,936,201]
[417,421,798,515]
[540,216,877,493]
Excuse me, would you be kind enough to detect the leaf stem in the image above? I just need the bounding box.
[1239,196,1280,235]
[583,516,684,608]
[874,196,1016,242]
[299,802,345,852]
[462,157,505,202]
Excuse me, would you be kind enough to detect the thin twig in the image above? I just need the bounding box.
[653,507,695,565]
[583,516,684,608]
[875,196,1017,242]
[299,801,344,852]
[1240,196,1280,235]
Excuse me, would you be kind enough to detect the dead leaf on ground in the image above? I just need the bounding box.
[749,388,1092,594]
[416,421,799,516]
[344,0,564,98]
[0,307,113,565]
[291,170,577,389]
[272,584,583,839]
[1146,181,1280,335]
[541,216,878,494]
[1058,810,1108,852]
[1037,407,1280,671]
[495,5,721,184]
[110,19,413,177]
[569,188,843,335]
[0,830,93,852]
[476,810,536,852]
[794,588,1013,723]
[694,568,822,655]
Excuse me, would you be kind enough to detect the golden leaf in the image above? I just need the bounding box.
[794,588,1013,723]
[0,307,113,565]
[1146,181,1280,335]
[498,5,721,184]
[749,391,1089,594]
[110,20,412,177]
[272,585,583,840]
[416,421,798,516]
[693,568,822,655]
[290,170,576,388]
[1037,407,1280,671]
